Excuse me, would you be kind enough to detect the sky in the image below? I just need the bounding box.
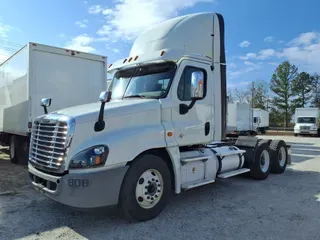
[0,0,319,89]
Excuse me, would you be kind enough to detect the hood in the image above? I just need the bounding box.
[52,98,160,123]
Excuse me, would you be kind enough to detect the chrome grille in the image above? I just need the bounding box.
[300,125,310,130]
[29,119,69,171]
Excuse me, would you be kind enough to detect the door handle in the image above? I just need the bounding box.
[205,122,210,136]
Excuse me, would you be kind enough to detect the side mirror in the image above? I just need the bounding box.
[99,91,112,103]
[41,98,51,107]
[40,98,51,114]
[190,71,204,100]
[95,91,112,132]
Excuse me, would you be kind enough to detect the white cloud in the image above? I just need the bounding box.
[97,25,112,36]
[278,40,285,44]
[59,33,66,38]
[88,5,104,14]
[229,63,236,68]
[227,81,250,88]
[264,36,274,43]
[84,1,88,3]
[75,19,88,28]
[0,22,12,38]
[96,0,214,41]
[65,34,95,53]
[102,8,113,15]
[239,49,278,60]
[0,49,10,64]
[239,53,257,60]
[112,48,120,53]
[288,32,319,46]
[237,31,320,75]
[239,40,250,48]
[244,61,260,68]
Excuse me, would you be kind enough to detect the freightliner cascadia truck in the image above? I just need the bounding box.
[28,12,290,222]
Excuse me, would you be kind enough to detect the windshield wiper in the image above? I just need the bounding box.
[123,94,146,99]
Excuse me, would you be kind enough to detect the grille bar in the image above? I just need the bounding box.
[29,118,69,171]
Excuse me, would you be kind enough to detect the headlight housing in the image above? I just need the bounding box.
[69,145,109,169]
[311,125,317,130]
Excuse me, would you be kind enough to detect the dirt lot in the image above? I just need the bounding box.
[0,136,320,240]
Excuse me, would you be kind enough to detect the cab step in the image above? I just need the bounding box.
[182,179,215,190]
[217,168,250,179]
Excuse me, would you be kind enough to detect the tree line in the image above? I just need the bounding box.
[228,61,320,127]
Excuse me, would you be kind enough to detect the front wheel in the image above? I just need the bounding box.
[118,154,172,222]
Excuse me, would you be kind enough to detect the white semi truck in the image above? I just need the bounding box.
[0,42,107,164]
[253,108,269,134]
[28,13,289,222]
[294,107,320,137]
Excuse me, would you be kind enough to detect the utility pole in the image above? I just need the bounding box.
[251,81,255,131]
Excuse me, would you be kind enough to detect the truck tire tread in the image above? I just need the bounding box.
[269,140,287,174]
[118,153,172,222]
[250,141,271,180]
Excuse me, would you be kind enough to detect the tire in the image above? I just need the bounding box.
[9,136,20,164]
[270,140,287,174]
[250,140,271,180]
[118,154,172,222]
[19,138,30,165]
[294,134,298,137]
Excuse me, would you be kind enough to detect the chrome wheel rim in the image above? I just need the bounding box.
[135,169,163,209]
[278,147,286,167]
[260,150,270,173]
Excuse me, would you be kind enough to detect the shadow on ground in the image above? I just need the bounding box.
[1,167,319,240]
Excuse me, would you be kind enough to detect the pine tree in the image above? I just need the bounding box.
[291,72,313,108]
[270,61,298,127]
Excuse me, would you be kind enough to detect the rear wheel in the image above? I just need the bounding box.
[270,140,287,174]
[118,154,172,222]
[250,140,271,180]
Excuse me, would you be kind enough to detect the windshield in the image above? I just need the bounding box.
[110,62,176,99]
[297,117,316,124]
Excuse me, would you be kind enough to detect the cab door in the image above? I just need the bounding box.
[170,60,213,146]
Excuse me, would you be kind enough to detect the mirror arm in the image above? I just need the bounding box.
[94,102,106,132]
[43,106,48,114]
[179,98,198,115]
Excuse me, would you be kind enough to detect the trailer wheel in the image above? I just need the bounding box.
[9,136,20,164]
[250,141,271,180]
[118,154,172,222]
[269,140,287,174]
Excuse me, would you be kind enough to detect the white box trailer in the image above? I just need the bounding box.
[226,102,254,136]
[253,108,269,134]
[294,108,320,136]
[0,42,107,164]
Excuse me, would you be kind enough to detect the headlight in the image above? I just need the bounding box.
[69,145,109,169]
[311,125,317,130]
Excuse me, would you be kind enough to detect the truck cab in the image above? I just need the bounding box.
[28,12,289,222]
[294,108,320,137]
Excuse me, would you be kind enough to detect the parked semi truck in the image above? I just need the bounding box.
[294,107,320,137]
[226,102,255,137]
[28,13,289,222]
[253,108,269,134]
[0,42,107,164]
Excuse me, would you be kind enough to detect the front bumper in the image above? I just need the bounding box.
[294,129,318,134]
[28,164,129,208]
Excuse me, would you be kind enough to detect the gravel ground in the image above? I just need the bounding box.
[0,136,320,240]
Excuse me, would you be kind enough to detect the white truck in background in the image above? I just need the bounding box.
[28,13,290,222]
[253,108,269,134]
[294,107,320,137]
[0,42,107,164]
[226,102,255,137]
